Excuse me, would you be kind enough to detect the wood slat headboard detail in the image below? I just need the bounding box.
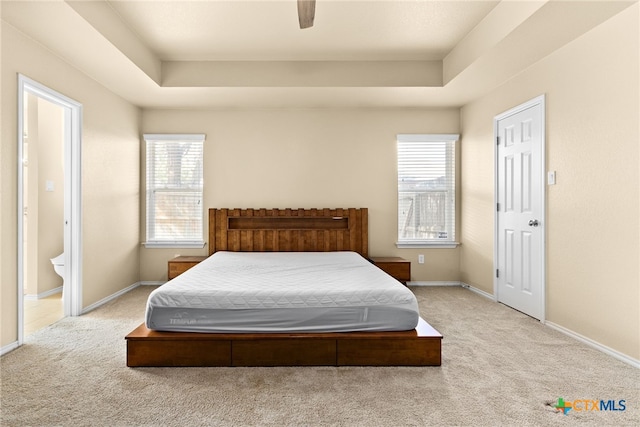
[209,208,368,257]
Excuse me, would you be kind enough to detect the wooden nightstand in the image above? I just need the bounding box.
[168,256,207,279]
[370,257,411,284]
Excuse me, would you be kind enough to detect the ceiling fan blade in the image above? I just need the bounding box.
[297,0,315,29]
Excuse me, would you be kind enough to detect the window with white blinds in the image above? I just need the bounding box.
[397,134,459,248]
[144,134,205,248]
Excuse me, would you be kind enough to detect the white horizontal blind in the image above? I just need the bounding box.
[145,134,205,246]
[397,134,458,244]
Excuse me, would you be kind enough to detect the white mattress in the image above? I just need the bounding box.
[145,251,419,333]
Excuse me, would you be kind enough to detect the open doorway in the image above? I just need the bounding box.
[22,92,65,336]
[18,75,83,345]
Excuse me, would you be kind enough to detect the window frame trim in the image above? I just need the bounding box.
[143,133,206,249]
[395,241,460,249]
[396,133,459,249]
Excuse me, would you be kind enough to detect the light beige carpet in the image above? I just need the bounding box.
[1,286,638,426]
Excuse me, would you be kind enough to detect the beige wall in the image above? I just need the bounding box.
[1,22,141,348]
[460,5,639,359]
[140,108,461,282]
[36,98,65,294]
[24,93,40,296]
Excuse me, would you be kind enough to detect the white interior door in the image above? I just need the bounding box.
[495,96,545,320]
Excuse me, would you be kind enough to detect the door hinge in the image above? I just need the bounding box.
[496,269,500,278]
[497,203,500,212]
[496,136,500,145]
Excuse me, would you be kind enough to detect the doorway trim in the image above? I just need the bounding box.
[17,75,83,344]
[493,94,546,322]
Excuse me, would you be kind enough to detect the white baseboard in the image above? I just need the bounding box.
[24,286,63,301]
[80,281,165,314]
[460,282,495,300]
[409,281,461,287]
[1,341,19,356]
[81,282,141,314]
[545,321,640,369]
[410,282,494,302]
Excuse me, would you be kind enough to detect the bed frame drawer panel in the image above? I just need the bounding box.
[337,338,441,366]
[232,339,336,366]
[127,340,231,367]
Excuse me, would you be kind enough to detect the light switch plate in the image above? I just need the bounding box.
[547,171,556,185]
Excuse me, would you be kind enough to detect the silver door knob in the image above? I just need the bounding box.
[528,219,539,227]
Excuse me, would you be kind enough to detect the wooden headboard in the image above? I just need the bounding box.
[209,208,368,257]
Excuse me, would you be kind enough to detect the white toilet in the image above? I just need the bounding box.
[50,253,65,298]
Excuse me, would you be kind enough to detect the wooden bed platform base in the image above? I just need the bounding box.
[126,317,442,367]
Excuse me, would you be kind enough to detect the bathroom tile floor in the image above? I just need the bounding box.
[24,293,64,336]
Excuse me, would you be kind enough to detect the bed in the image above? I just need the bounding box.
[126,208,442,367]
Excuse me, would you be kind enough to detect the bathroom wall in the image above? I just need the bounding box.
[23,93,39,296]
[36,97,64,295]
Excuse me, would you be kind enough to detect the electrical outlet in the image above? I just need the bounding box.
[418,254,425,264]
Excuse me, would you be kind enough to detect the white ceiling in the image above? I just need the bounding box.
[2,0,634,109]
